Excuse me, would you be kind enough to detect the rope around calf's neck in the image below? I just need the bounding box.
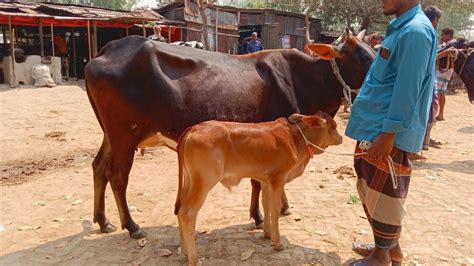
[294,124,399,190]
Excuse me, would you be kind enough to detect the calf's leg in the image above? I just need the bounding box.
[261,183,272,239]
[270,182,285,251]
[250,180,290,228]
[250,179,264,228]
[178,175,210,265]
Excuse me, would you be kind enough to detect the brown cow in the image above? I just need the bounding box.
[85,30,374,239]
[175,112,343,265]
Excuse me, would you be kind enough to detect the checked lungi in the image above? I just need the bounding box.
[354,144,412,249]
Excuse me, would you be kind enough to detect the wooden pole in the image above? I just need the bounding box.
[39,18,44,57]
[215,8,219,52]
[8,16,16,87]
[142,20,146,37]
[87,20,92,61]
[51,23,56,82]
[92,20,98,57]
[168,25,171,43]
[51,23,55,57]
[72,28,77,80]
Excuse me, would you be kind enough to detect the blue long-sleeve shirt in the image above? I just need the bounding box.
[247,40,264,53]
[345,4,438,153]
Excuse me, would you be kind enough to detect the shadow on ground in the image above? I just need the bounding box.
[414,160,474,175]
[0,220,342,265]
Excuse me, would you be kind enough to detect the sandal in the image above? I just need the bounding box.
[353,241,403,265]
[429,139,442,147]
[353,240,374,257]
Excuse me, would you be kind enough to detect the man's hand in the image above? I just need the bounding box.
[367,133,396,162]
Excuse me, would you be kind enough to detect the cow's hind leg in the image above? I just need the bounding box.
[107,149,147,239]
[92,138,116,233]
[250,179,264,228]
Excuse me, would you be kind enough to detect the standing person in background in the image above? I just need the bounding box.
[148,25,167,42]
[246,32,264,54]
[436,27,455,121]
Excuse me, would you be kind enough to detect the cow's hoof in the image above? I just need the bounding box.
[273,243,285,251]
[255,221,264,229]
[130,228,147,239]
[280,209,292,216]
[100,223,117,233]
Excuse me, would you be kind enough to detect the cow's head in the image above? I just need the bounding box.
[289,112,343,154]
[305,29,376,94]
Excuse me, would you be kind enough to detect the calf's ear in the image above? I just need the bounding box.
[302,116,327,127]
[288,113,305,124]
[305,43,342,60]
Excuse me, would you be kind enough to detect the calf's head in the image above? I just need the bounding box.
[289,112,343,153]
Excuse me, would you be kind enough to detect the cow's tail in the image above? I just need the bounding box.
[174,127,193,215]
[84,71,105,132]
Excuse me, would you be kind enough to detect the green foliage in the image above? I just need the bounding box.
[229,0,473,36]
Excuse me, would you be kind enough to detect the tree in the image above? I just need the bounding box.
[231,0,474,35]
[185,0,217,51]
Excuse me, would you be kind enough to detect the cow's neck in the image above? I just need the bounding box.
[297,58,344,117]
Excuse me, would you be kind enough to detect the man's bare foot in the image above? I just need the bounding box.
[408,153,426,161]
[353,241,403,263]
[349,246,391,266]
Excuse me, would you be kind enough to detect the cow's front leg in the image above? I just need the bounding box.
[261,183,271,239]
[108,151,147,239]
[250,179,264,228]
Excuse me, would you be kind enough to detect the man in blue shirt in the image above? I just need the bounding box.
[345,0,437,265]
[246,32,264,54]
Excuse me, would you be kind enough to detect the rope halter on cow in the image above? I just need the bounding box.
[293,123,399,190]
[329,58,360,110]
[458,48,473,78]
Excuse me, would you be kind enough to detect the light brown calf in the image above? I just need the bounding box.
[174,112,343,265]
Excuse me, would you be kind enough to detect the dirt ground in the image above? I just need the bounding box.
[0,82,473,265]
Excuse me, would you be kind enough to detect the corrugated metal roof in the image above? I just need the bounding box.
[0,1,164,22]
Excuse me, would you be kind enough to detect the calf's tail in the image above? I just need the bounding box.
[174,127,192,215]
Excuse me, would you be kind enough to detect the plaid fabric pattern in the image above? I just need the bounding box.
[354,145,412,249]
[437,77,450,94]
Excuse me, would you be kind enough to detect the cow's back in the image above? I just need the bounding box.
[86,36,306,143]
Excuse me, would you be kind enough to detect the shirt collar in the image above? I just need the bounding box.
[389,4,422,30]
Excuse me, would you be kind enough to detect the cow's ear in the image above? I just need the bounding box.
[302,115,327,128]
[305,44,342,60]
[288,113,305,124]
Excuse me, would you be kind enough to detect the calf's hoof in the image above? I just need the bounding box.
[273,243,285,251]
[188,258,202,266]
[255,221,264,229]
[129,228,147,239]
[280,209,292,216]
[100,223,117,233]
[264,231,271,239]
